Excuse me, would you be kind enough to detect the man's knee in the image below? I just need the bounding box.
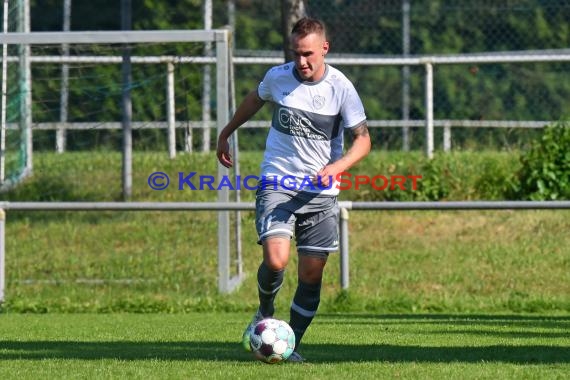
[297,254,327,283]
[263,237,291,270]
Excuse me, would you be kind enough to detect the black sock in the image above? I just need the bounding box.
[289,280,321,349]
[257,262,284,317]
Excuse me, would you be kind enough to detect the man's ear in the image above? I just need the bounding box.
[322,41,330,56]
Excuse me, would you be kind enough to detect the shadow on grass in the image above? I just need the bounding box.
[319,313,570,329]
[0,341,568,363]
[321,313,570,321]
[425,330,570,338]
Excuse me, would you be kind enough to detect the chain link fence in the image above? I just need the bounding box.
[230,0,569,54]
[226,0,570,150]
[2,0,568,156]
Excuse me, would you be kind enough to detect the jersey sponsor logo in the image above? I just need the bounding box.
[277,107,328,140]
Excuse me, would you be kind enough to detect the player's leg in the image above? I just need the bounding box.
[242,237,291,351]
[243,189,296,351]
[288,195,339,360]
[255,188,297,318]
[258,236,291,317]
[289,253,327,350]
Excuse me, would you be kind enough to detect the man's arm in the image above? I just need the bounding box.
[316,123,371,185]
[217,89,266,168]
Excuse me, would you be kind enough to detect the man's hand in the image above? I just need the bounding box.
[217,136,233,168]
[313,164,342,188]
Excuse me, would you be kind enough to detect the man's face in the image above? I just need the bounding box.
[290,32,329,82]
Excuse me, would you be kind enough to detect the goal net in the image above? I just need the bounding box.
[1,0,31,190]
[0,29,244,295]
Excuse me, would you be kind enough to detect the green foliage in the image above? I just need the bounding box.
[508,121,570,200]
[2,152,569,315]
[340,151,520,201]
[12,1,569,152]
[2,150,525,203]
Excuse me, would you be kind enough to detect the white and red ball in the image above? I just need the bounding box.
[249,318,295,364]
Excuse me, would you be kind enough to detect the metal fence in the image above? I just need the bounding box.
[2,200,570,300]
[9,49,568,158]
[3,0,569,156]
[229,1,570,55]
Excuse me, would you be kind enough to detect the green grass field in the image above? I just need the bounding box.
[1,151,569,377]
[0,313,568,379]
[2,151,568,313]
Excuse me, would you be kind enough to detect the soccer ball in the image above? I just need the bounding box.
[249,318,295,364]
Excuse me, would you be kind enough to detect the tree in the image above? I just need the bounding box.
[281,0,307,61]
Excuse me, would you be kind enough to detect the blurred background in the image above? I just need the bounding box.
[0,0,565,155]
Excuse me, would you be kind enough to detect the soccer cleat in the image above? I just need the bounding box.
[241,309,265,352]
[287,351,305,363]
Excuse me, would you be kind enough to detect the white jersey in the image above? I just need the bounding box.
[257,63,366,196]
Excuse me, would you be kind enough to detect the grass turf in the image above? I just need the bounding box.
[1,151,569,378]
[1,151,569,313]
[0,313,568,379]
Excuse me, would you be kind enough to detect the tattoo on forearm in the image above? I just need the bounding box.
[352,123,369,138]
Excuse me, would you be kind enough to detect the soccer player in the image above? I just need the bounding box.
[217,17,370,362]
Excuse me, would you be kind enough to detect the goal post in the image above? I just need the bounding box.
[1,0,32,191]
[0,29,241,294]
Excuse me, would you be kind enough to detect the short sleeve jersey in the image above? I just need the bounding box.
[257,63,366,196]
